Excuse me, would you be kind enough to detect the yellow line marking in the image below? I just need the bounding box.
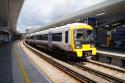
[15,47,30,83]
[20,63,30,83]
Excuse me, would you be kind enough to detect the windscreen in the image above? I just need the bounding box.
[74,29,94,44]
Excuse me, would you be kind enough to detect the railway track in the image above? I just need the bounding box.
[23,41,96,83]
[89,60,125,73]
[69,61,125,83]
[23,41,125,83]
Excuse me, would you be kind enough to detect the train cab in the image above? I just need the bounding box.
[70,24,96,58]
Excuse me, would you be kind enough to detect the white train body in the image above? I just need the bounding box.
[26,23,96,58]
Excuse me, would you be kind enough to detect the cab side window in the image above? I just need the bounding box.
[65,31,68,43]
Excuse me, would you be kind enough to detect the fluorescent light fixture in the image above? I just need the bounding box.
[112,23,120,26]
[75,19,81,21]
[96,12,106,16]
[61,23,64,25]
[104,25,109,27]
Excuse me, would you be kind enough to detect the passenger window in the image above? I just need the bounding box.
[52,33,62,41]
[39,34,48,40]
[65,31,68,43]
[36,35,40,40]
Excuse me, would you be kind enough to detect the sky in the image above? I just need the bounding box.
[17,0,106,33]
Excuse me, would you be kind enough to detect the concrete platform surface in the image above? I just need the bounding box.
[97,50,125,59]
[0,41,51,83]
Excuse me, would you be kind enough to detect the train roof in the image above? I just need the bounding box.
[66,23,89,27]
[29,23,92,36]
[49,23,91,30]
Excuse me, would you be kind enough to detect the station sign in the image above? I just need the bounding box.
[87,17,97,27]
[87,17,97,23]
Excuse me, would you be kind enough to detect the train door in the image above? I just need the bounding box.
[70,26,75,50]
[48,32,52,47]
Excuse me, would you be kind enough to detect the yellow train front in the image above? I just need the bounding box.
[69,24,96,59]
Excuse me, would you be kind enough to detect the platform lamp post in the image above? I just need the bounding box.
[95,18,98,45]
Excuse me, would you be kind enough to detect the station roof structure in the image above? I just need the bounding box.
[0,0,24,33]
[29,0,125,33]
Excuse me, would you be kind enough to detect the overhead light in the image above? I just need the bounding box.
[96,13,106,16]
[75,19,81,21]
[61,23,64,25]
[112,23,120,26]
[104,25,109,27]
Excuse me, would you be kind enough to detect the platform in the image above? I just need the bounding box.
[94,47,125,67]
[97,47,125,59]
[0,41,51,83]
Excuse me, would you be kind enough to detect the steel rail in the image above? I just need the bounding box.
[70,61,125,83]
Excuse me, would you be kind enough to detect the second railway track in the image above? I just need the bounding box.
[69,61,125,83]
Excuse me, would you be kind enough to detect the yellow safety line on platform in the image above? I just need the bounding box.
[15,48,30,83]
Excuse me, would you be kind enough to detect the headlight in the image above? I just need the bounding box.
[75,45,82,49]
[90,44,95,47]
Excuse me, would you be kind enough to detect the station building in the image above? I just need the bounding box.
[0,0,24,42]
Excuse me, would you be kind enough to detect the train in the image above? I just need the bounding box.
[25,23,96,60]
